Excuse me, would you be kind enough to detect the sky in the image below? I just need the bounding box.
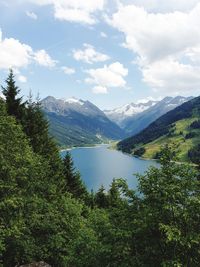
[0,0,200,109]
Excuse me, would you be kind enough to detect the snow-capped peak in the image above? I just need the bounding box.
[64,97,84,105]
[107,101,157,117]
[104,100,159,126]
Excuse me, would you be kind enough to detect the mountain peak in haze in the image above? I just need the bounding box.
[123,95,194,136]
[104,100,158,126]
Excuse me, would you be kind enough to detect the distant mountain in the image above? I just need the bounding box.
[122,96,193,136]
[41,96,125,147]
[117,96,200,163]
[104,100,158,127]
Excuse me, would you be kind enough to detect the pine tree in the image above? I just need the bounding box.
[23,94,63,176]
[63,152,88,200]
[24,93,50,154]
[95,185,109,208]
[1,69,25,122]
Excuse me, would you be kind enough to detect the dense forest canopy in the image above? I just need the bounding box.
[0,71,200,266]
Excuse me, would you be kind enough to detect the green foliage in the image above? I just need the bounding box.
[63,152,88,201]
[1,69,25,122]
[188,144,200,164]
[94,185,109,208]
[133,147,146,157]
[185,132,196,139]
[136,145,200,266]
[118,96,200,161]
[190,119,200,129]
[1,72,200,266]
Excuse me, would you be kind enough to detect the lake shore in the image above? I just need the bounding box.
[60,143,109,152]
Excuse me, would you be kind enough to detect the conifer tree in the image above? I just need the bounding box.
[23,93,63,178]
[63,152,88,200]
[24,93,50,154]
[95,185,109,208]
[1,69,25,122]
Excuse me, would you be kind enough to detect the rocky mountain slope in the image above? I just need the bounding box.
[41,96,125,147]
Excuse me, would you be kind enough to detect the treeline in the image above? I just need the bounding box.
[0,71,200,266]
[117,96,200,153]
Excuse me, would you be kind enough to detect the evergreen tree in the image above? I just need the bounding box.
[63,152,88,200]
[95,185,109,208]
[1,69,25,122]
[23,93,63,178]
[24,93,52,155]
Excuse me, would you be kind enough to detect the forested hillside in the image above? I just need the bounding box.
[1,71,200,266]
[41,96,125,147]
[118,96,200,163]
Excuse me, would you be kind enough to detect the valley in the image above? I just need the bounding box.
[42,95,194,153]
[118,96,200,164]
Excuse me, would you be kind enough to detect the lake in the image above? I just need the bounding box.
[60,145,159,192]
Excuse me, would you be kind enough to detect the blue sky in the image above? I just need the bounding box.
[0,0,200,109]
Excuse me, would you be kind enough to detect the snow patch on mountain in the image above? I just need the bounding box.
[105,100,158,126]
[64,97,84,105]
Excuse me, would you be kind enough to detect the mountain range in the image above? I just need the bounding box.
[41,96,125,147]
[117,96,200,163]
[41,95,194,148]
[106,96,193,136]
[104,100,158,127]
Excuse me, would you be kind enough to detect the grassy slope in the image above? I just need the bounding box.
[137,118,200,162]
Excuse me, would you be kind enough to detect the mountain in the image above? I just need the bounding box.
[117,96,200,163]
[122,96,193,136]
[104,100,158,127]
[41,96,125,147]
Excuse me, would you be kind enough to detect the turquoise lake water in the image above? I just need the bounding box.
[60,145,159,191]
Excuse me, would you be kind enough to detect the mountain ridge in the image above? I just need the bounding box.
[117,95,200,163]
[41,96,125,147]
[122,96,193,136]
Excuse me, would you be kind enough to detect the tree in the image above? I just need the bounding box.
[135,145,200,266]
[63,152,88,201]
[1,69,25,122]
[23,93,63,179]
[95,185,109,208]
[0,100,95,267]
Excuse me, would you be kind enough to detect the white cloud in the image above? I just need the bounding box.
[62,66,75,75]
[27,0,105,24]
[73,44,110,64]
[100,32,107,38]
[26,11,38,20]
[108,3,200,95]
[0,29,32,69]
[118,0,200,13]
[27,0,52,5]
[0,29,57,70]
[109,4,200,64]
[92,85,108,94]
[18,75,27,83]
[34,49,57,67]
[86,62,128,93]
[142,59,200,94]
